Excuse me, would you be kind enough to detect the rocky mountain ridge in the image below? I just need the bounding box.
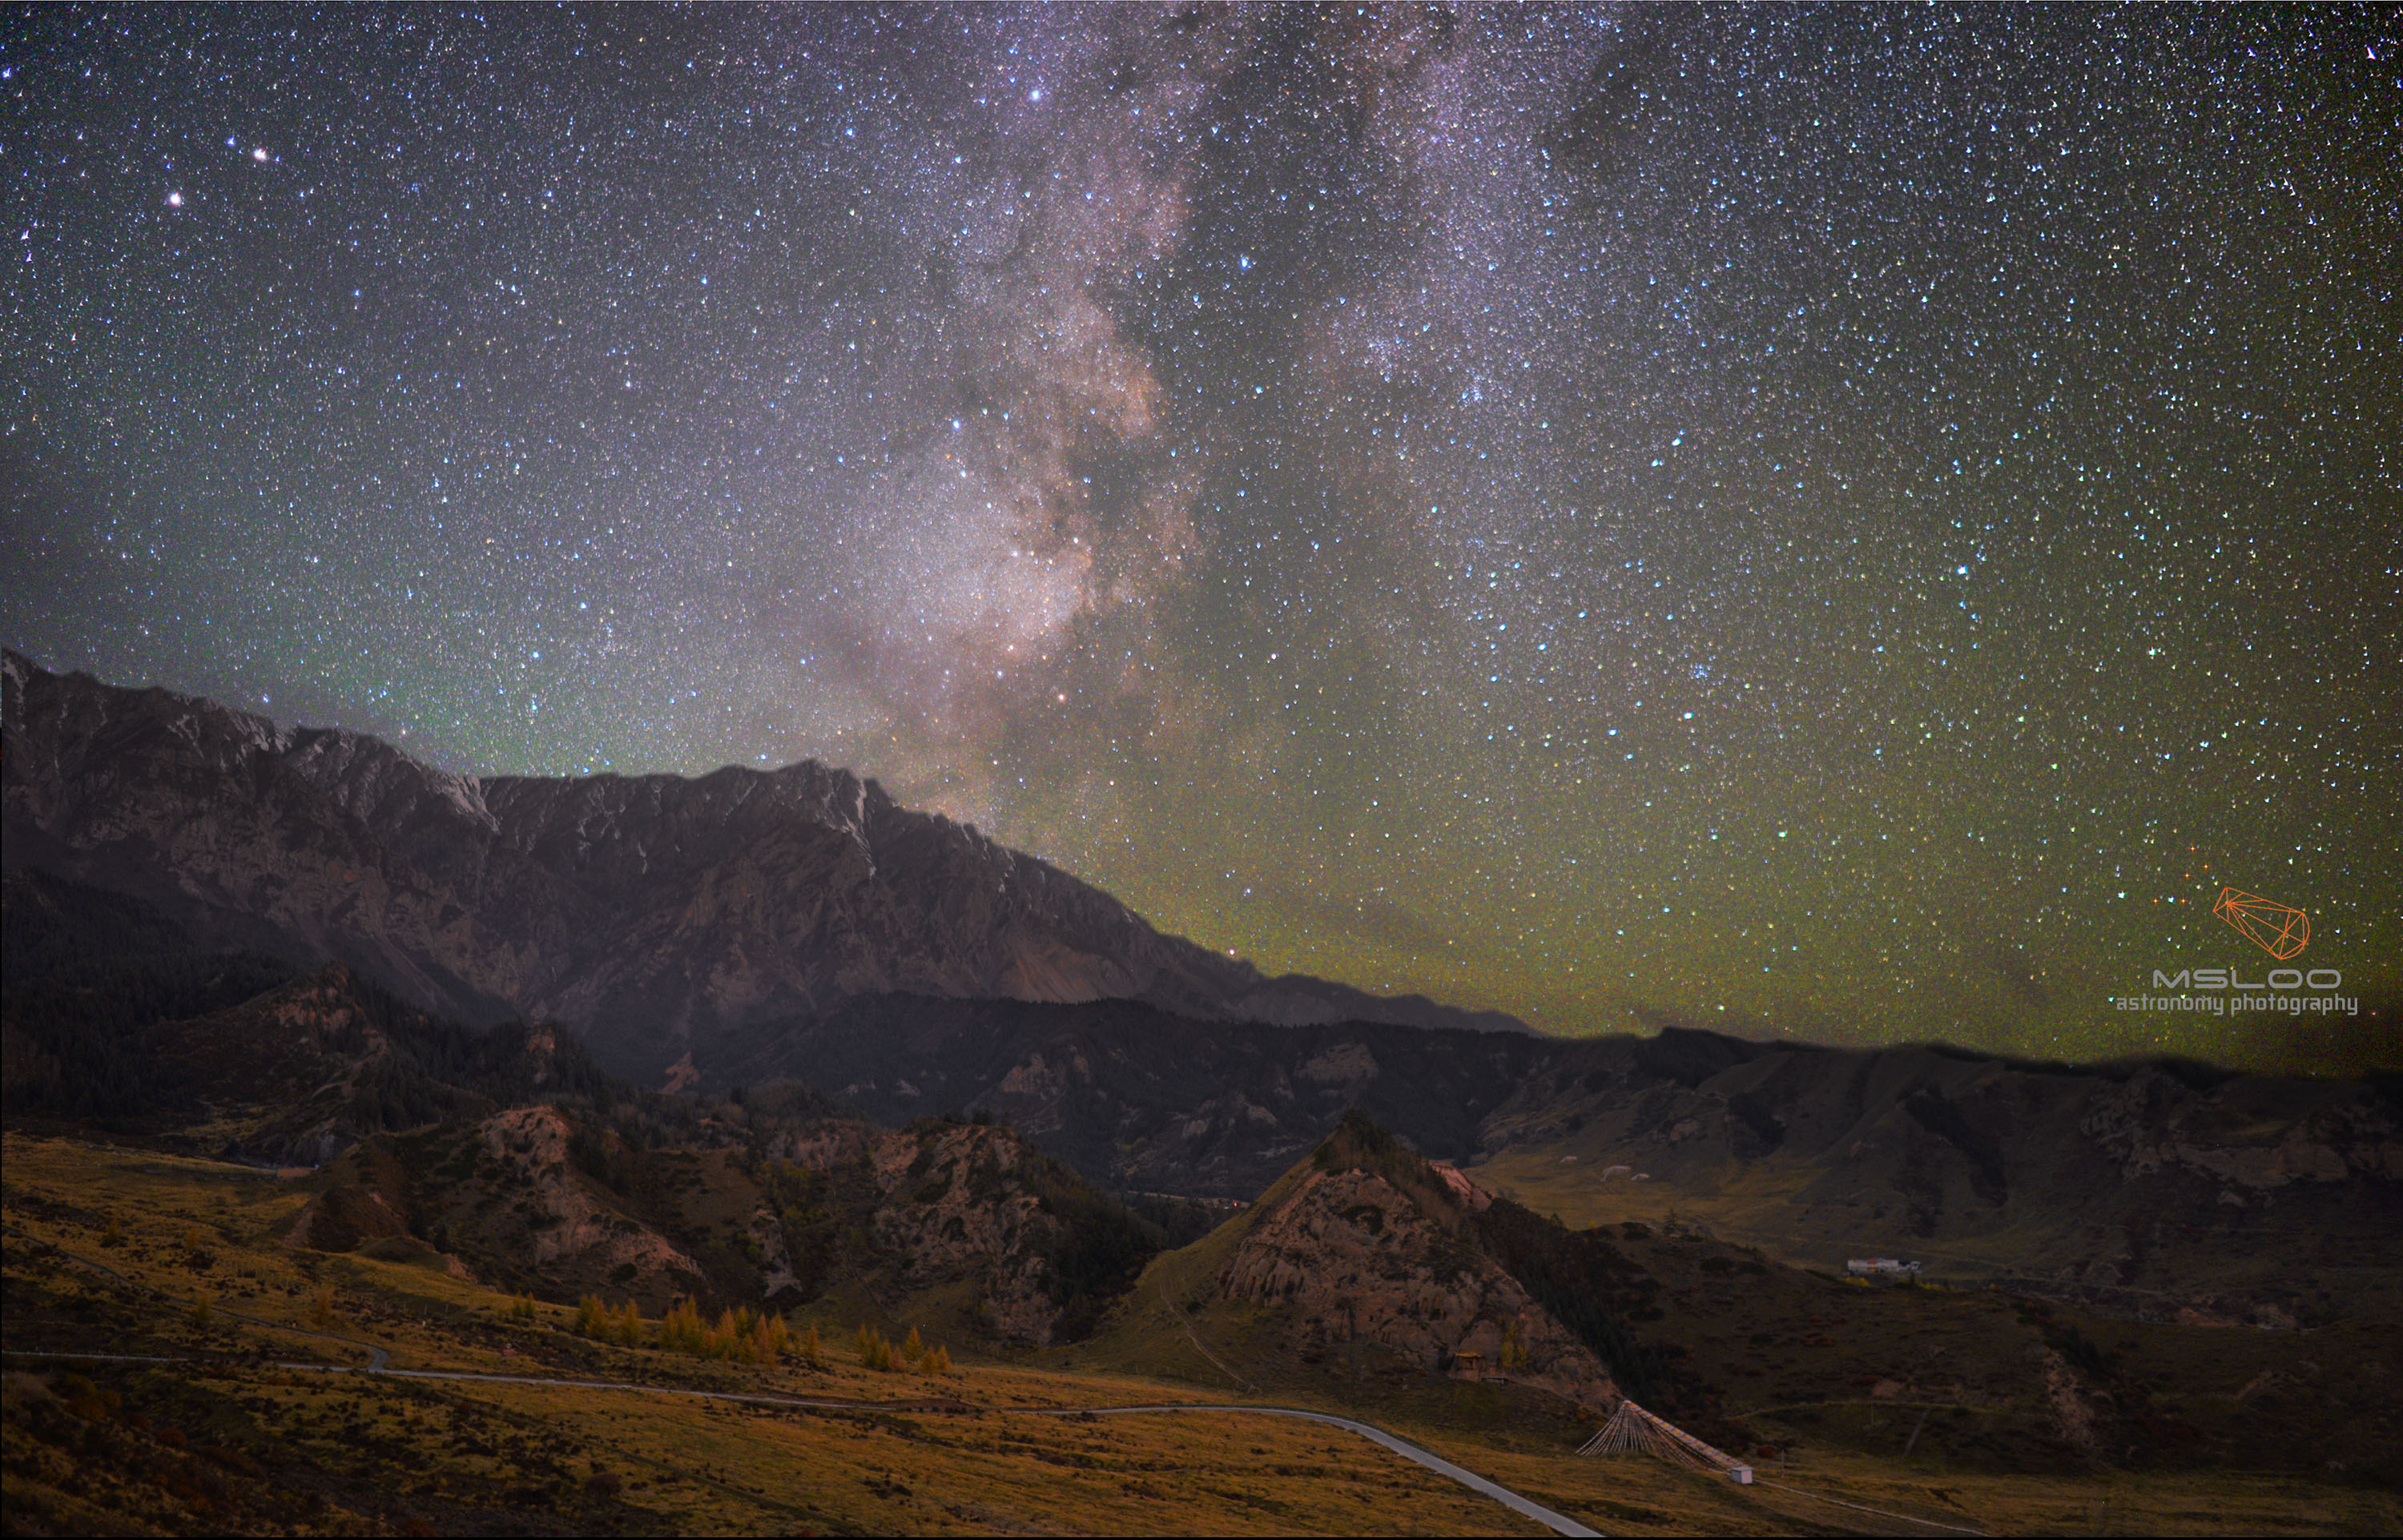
[1202,1118,1625,1413]
[2,650,1524,1076]
[706,991,1552,1197]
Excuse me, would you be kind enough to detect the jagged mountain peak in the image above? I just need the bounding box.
[282,722,498,834]
[2,652,1526,1078]
[3,649,295,769]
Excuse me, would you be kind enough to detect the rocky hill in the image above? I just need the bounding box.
[300,1098,1165,1345]
[1208,1115,1630,1412]
[2,651,1524,1079]
[1086,1113,1694,1419]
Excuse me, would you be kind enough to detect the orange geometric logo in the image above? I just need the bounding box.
[2212,887,2308,960]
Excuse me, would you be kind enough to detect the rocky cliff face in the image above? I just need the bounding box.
[769,1119,1107,1344]
[466,1105,716,1294]
[292,1096,1157,1338]
[1219,1164,1620,1411]
[1199,1116,1624,1411]
[2,651,1524,1076]
[288,1104,716,1306]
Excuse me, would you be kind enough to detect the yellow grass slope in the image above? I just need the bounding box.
[7,1132,2399,1536]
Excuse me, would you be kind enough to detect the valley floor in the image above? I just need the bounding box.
[5,1134,2397,1537]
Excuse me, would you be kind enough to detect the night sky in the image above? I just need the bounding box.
[6,6,2397,1067]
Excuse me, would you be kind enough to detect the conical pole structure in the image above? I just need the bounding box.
[1580,1398,1753,1482]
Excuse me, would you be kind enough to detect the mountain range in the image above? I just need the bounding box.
[6,651,2398,1329]
[2,650,1522,1080]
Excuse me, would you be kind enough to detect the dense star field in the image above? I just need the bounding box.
[4,6,2397,1064]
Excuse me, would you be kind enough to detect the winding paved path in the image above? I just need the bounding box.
[1026,1403,1600,1536]
[13,1228,1978,1538]
[16,1237,1596,1535]
[12,1348,1600,1536]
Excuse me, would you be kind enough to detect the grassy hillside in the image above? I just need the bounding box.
[0,1133,1548,1535]
[8,1132,2400,1535]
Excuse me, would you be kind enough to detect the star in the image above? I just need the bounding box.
[2,3,2393,1068]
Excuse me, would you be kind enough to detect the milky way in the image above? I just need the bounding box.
[6,6,2397,1067]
